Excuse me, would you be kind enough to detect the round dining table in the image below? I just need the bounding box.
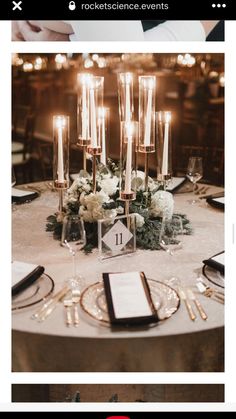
[12,182,224,372]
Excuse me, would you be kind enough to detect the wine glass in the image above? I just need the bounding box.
[12,166,16,187]
[159,215,183,255]
[186,157,203,204]
[61,215,86,287]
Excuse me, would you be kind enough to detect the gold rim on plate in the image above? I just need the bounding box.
[80,279,180,325]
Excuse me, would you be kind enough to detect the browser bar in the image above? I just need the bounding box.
[5,0,235,20]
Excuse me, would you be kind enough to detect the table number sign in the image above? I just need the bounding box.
[98,214,136,260]
[103,271,158,325]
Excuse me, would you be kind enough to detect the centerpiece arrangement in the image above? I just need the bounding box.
[46,71,192,253]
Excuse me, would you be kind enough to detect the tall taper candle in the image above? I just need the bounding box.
[125,125,133,193]
[90,88,97,148]
[125,74,132,122]
[161,111,171,176]
[144,87,152,147]
[82,83,87,139]
[57,119,65,183]
[99,107,106,165]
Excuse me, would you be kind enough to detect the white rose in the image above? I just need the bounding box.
[96,190,110,205]
[99,176,119,196]
[132,170,157,192]
[83,191,107,212]
[91,204,104,220]
[117,206,124,215]
[67,196,77,203]
[150,190,174,220]
[135,213,145,228]
[103,208,117,220]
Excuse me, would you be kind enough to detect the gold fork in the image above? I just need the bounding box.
[72,288,81,327]
[63,298,73,327]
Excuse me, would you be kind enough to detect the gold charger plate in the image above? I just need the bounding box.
[80,279,180,324]
[12,273,55,311]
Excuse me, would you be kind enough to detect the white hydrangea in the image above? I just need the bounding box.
[116,206,124,215]
[132,170,157,192]
[79,191,117,222]
[103,208,118,220]
[150,190,174,220]
[84,190,109,210]
[69,176,91,194]
[79,206,93,222]
[135,213,145,228]
[99,176,119,196]
[79,191,87,206]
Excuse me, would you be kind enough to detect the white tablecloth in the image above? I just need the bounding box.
[12,183,224,372]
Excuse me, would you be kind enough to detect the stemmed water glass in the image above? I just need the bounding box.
[186,157,203,204]
[61,215,86,287]
[12,166,16,187]
[159,215,183,255]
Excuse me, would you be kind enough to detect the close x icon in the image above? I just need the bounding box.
[12,1,23,11]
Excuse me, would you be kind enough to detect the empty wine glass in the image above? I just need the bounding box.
[186,157,203,204]
[61,215,86,286]
[12,166,16,187]
[159,215,183,255]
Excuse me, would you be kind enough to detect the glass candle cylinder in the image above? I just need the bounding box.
[77,73,92,147]
[87,76,104,156]
[117,72,134,122]
[98,107,109,166]
[120,121,138,201]
[139,75,156,153]
[53,115,70,189]
[156,111,172,181]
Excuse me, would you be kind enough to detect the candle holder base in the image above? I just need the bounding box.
[157,174,172,182]
[144,152,149,193]
[77,138,91,147]
[139,145,155,153]
[55,188,65,222]
[54,180,69,190]
[120,192,136,201]
[87,146,102,156]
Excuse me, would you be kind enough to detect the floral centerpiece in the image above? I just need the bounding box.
[46,160,192,253]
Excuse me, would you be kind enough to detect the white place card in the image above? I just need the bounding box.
[108,272,153,319]
[103,271,159,326]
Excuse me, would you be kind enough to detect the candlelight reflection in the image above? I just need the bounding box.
[12,52,224,186]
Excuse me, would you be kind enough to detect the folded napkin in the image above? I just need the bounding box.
[203,251,225,275]
[12,187,39,204]
[12,261,45,296]
[166,177,186,193]
[206,194,224,210]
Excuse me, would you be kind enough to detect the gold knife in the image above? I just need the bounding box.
[178,288,196,321]
[32,285,69,321]
[187,289,208,321]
